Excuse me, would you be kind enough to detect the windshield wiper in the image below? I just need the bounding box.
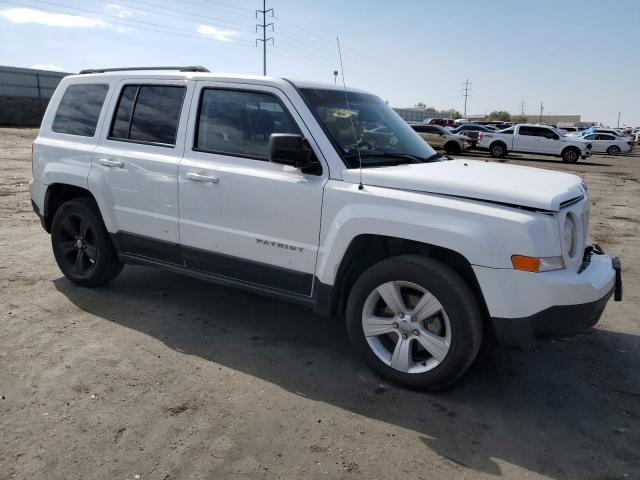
[343,151,426,163]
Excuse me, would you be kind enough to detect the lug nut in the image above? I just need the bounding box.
[398,312,404,319]
[393,322,399,329]
[402,333,408,339]
[413,329,420,336]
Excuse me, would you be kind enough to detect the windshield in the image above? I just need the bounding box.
[299,88,439,168]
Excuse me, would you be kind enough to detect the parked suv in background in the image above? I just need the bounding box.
[29,67,622,390]
[424,118,456,128]
[450,124,498,148]
[410,123,473,154]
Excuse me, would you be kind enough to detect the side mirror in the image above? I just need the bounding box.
[269,134,316,170]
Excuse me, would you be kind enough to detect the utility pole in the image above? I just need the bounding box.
[520,99,526,116]
[539,102,544,123]
[255,0,274,76]
[461,78,472,116]
[333,70,338,84]
[617,111,621,128]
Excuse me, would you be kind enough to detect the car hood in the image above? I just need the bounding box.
[343,159,585,211]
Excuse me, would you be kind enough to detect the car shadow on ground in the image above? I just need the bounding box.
[54,267,640,478]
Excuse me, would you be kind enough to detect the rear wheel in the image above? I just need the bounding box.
[444,141,461,155]
[562,148,580,163]
[51,198,123,287]
[489,142,506,158]
[607,145,620,156]
[346,255,483,390]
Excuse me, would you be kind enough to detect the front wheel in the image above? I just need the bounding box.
[562,148,580,163]
[607,145,620,156]
[51,198,123,287]
[346,255,483,390]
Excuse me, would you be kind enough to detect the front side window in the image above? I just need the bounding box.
[52,84,109,137]
[195,89,300,159]
[300,88,439,168]
[110,85,186,146]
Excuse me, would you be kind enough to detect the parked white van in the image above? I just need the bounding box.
[29,67,622,389]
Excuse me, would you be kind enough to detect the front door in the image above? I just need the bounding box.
[178,82,327,296]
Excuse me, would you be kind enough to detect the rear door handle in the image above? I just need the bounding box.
[98,158,124,168]
[186,172,219,183]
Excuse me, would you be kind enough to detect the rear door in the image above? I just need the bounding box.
[91,79,194,264]
[514,126,541,152]
[177,82,327,296]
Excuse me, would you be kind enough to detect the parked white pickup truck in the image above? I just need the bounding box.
[477,124,592,163]
[29,67,622,390]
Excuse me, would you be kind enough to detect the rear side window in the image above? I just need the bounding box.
[52,84,109,137]
[519,126,537,136]
[195,89,300,160]
[110,85,186,146]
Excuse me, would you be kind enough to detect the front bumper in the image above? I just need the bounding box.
[474,247,621,349]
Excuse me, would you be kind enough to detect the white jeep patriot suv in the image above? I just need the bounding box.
[29,66,622,389]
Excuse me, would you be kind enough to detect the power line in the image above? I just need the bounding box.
[255,0,274,76]
[0,0,255,46]
[461,78,472,116]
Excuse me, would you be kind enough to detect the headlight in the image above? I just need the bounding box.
[564,214,577,257]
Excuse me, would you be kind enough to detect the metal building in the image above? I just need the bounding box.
[0,66,72,126]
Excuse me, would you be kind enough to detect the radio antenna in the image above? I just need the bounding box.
[336,37,363,190]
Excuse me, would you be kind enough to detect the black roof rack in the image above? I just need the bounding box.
[79,66,209,74]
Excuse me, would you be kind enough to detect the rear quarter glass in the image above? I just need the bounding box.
[52,84,109,137]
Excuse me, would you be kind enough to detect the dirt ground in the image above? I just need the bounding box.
[1,127,638,480]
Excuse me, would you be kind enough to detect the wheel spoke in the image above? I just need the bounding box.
[390,336,412,372]
[84,243,97,261]
[59,241,76,256]
[376,282,406,314]
[73,250,85,274]
[412,291,442,321]
[415,330,449,363]
[79,219,89,238]
[61,217,77,237]
[362,315,396,337]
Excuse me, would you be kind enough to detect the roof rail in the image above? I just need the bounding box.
[78,66,210,74]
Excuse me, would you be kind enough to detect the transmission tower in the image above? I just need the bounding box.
[255,0,274,76]
[461,78,472,116]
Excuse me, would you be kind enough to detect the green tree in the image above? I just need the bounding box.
[488,111,512,121]
[447,109,462,120]
[511,115,528,124]
[415,102,426,108]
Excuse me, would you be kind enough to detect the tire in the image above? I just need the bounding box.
[345,255,483,390]
[444,141,461,155]
[489,142,506,158]
[562,148,580,163]
[51,198,123,287]
[607,145,620,156]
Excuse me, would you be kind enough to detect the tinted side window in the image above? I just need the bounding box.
[519,126,538,136]
[52,84,109,137]
[500,128,514,134]
[110,85,186,146]
[424,126,439,134]
[540,128,558,139]
[195,89,300,159]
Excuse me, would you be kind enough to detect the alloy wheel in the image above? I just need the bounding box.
[361,281,451,374]
[56,213,98,276]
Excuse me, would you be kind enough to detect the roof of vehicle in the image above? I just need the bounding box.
[67,68,369,94]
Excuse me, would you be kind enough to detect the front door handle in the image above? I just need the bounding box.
[186,172,219,183]
[98,158,124,168]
